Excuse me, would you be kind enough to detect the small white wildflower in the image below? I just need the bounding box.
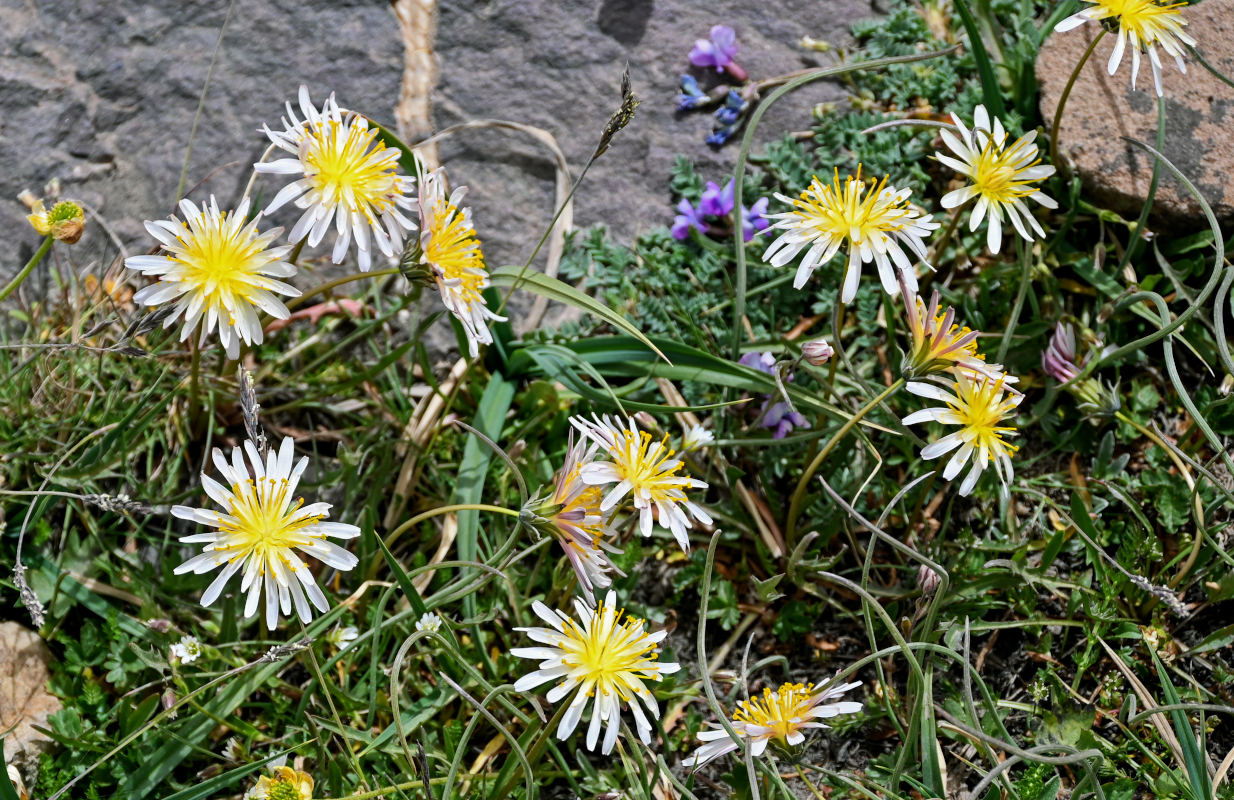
[324,625,359,651]
[415,612,442,633]
[169,635,202,664]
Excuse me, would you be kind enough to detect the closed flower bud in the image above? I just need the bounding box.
[918,564,940,596]
[801,338,834,366]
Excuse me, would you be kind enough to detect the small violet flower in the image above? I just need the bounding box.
[671,199,707,240]
[700,180,735,218]
[738,352,809,439]
[742,197,770,242]
[677,75,708,111]
[689,25,747,82]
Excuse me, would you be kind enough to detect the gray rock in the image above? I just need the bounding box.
[1036,0,1234,228]
[0,0,402,278]
[432,0,874,275]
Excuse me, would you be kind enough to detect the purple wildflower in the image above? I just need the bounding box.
[738,351,810,438]
[763,401,809,439]
[677,75,707,110]
[699,180,735,218]
[671,198,706,240]
[1042,322,1079,383]
[741,196,770,242]
[690,25,740,73]
[739,351,776,374]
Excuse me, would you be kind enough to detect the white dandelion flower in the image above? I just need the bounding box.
[683,679,863,768]
[936,105,1057,254]
[570,414,711,553]
[512,591,680,755]
[124,196,299,359]
[256,86,417,271]
[172,436,361,630]
[902,372,1024,497]
[763,166,938,303]
[410,164,506,358]
[1055,0,1195,97]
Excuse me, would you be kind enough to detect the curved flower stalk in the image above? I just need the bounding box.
[936,105,1057,255]
[172,436,360,630]
[1055,0,1195,96]
[256,86,418,271]
[406,162,506,358]
[763,167,937,303]
[902,373,1024,497]
[683,678,862,768]
[524,435,624,598]
[512,591,680,754]
[124,196,299,359]
[570,414,711,553]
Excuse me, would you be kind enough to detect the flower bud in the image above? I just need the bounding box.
[917,564,940,596]
[801,338,834,366]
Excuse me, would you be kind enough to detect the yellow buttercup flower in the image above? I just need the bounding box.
[763,166,938,303]
[1055,0,1195,96]
[245,765,313,800]
[512,591,680,754]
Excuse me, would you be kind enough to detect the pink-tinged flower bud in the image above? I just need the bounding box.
[917,564,941,596]
[1041,322,1079,383]
[801,338,834,366]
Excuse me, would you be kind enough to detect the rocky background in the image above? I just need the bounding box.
[0,0,872,287]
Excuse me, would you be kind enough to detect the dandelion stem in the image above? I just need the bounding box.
[287,267,401,311]
[784,377,905,548]
[187,337,202,431]
[0,235,53,303]
[1048,28,1106,174]
[996,237,1033,364]
[384,503,522,551]
[796,765,828,800]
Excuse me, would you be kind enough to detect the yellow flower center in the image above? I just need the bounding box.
[792,167,913,245]
[733,683,816,741]
[948,376,1019,456]
[302,119,400,221]
[1088,0,1188,42]
[558,607,661,700]
[607,430,692,505]
[215,476,324,575]
[424,202,487,303]
[970,142,1036,205]
[172,212,272,321]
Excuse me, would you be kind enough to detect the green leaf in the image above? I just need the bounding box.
[951,0,1005,117]
[452,371,516,623]
[488,266,669,364]
[0,741,18,800]
[374,533,429,618]
[1150,649,1213,800]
